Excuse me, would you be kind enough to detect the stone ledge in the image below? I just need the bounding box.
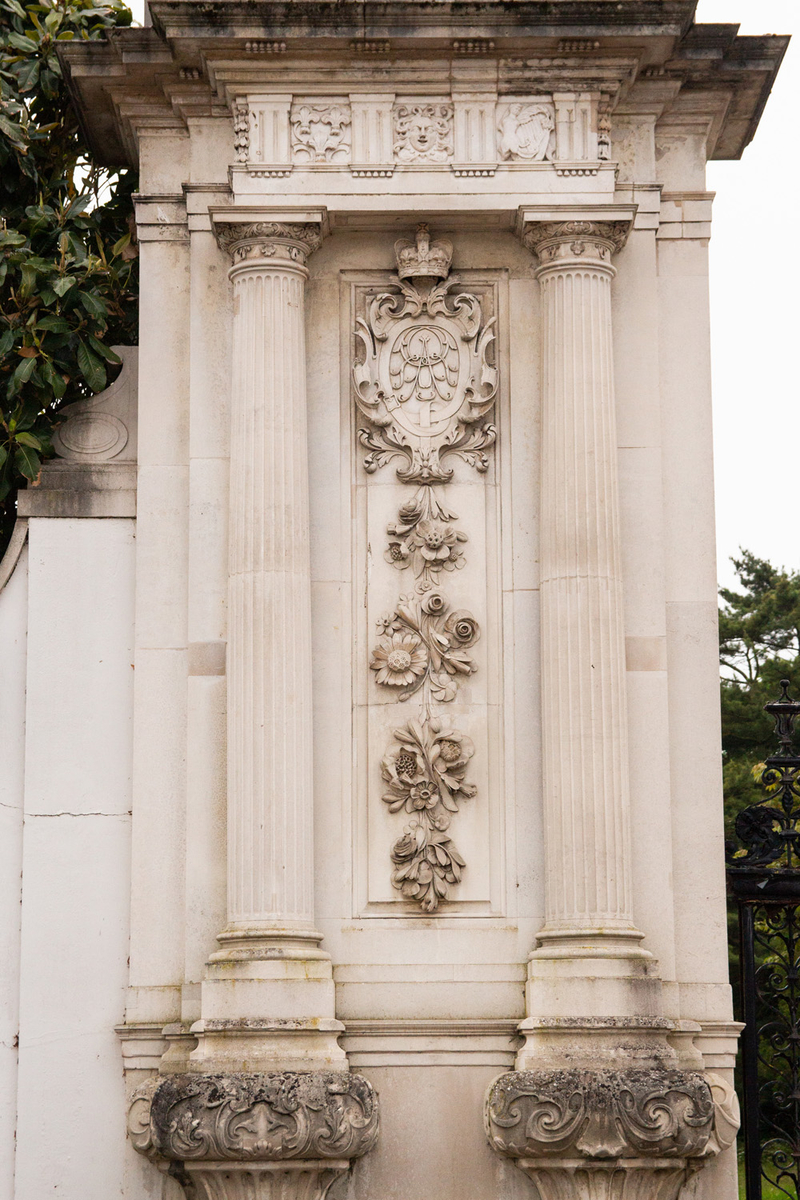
[17,462,137,518]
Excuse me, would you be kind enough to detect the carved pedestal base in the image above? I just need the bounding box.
[129,1072,379,1200]
[515,1158,695,1200]
[182,1161,349,1200]
[485,1067,736,1200]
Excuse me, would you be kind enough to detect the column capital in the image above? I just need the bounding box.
[213,214,327,267]
[518,218,631,271]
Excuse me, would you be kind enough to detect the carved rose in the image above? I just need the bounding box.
[444,610,479,647]
[370,632,427,687]
[421,590,447,616]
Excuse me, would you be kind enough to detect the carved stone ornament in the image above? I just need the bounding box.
[353,225,497,486]
[522,220,630,266]
[393,104,453,163]
[291,103,351,163]
[356,226,495,910]
[129,1071,379,1199]
[215,222,324,266]
[485,1068,736,1200]
[498,100,555,161]
[233,99,249,163]
[394,225,452,280]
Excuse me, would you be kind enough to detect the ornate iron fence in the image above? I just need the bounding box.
[726,681,800,1200]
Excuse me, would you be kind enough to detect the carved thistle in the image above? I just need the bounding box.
[129,1071,379,1164]
[356,226,496,910]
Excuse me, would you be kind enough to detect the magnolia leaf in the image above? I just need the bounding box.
[78,290,107,317]
[87,335,121,364]
[52,276,76,297]
[64,193,93,219]
[15,432,43,451]
[0,329,15,356]
[77,340,106,392]
[12,356,36,386]
[35,315,71,333]
[14,444,41,481]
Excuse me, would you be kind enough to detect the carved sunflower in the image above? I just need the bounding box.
[370,632,428,687]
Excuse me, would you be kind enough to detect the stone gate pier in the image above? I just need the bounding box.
[0,3,788,1199]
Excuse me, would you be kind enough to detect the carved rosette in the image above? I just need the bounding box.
[129,1072,379,1200]
[484,1068,737,1200]
[215,222,324,267]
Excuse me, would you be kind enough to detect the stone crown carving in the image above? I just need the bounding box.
[394,224,453,280]
[129,1072,379,1164]
[484,1068,721,1162]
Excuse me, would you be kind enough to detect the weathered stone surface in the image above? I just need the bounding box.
[130,1071,379,1163]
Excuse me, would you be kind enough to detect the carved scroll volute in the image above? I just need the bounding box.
[354,226,498,911]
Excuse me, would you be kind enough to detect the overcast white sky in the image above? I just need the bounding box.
[127,1,796,591]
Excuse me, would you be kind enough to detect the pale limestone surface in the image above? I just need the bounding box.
[0,4,788,1199]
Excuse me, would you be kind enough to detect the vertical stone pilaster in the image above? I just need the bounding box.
[194,218,346,1072]
[223,224,318,947]
[522,219,646,964]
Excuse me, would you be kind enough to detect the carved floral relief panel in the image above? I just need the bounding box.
[350,227,506,915]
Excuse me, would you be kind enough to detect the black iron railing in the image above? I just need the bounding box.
[727,680,800,1200]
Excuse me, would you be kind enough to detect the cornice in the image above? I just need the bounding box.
[58,8,788,169]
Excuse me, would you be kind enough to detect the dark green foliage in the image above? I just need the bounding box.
[0,0,137,551]
[721,550,800,833]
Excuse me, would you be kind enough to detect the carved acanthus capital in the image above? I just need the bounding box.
[520,220,630,268]
[128,1071,379,1166]
[215,221,324,267]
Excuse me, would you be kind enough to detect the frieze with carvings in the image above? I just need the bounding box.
[129,1072,379,1164]
[355,225,496,911]
[291,103,351,163]
[393,103,453,163]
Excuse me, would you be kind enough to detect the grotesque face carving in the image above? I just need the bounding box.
[394,104,453,163]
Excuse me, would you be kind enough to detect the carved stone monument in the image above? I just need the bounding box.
[0,3,788,1200]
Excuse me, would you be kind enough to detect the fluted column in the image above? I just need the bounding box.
[523,220,645,962]
[218,220,323,955]
[191,219,345,1072]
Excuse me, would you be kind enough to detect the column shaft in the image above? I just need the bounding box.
[228,258,313,934]
[527,221,643,957]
